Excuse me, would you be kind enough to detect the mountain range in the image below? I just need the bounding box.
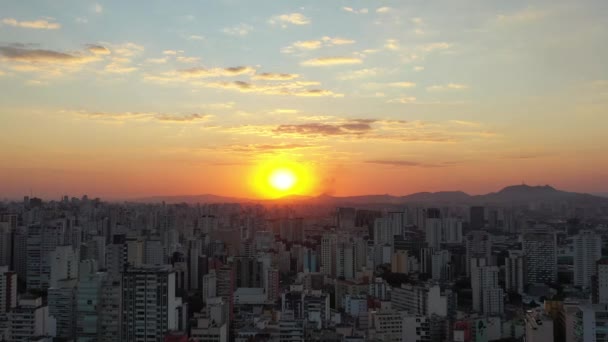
[133,184,608,206]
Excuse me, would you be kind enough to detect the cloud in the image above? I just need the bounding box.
[322,36,355,45]
[283,36,355,53]
[269,13,311,27]
[145,57,168,64]
[2,18,61,30]
[342,7,368,14]
[496,8,547,23]
[176,56,200,64]
[86,44,111,55]
[75,17,88,24]
[292,40,323,50]
[187,35,204,41]
[274,120,374,136]
[94,3,103,14]
[252,72,300,81]
[228,143,316,153]
[388,97,417,104]
[338,68,380,80]
[68,110,211,124]
[389,82,416,88]
[178,66,256,78]
[384,39,400,51]
[200,81,342,97]
[104,59,138,74]
[155,113,211,122]
[418,42,451,52]
[163,50,180,55]
[413,66,424,72]
[0,46,81,63]
[222,24,253,36]
[427,83,469,91]
[365,160,456,168]
[109,42,144,57]
[376,7,391,13]
[272,109,299,114]
[301,57,362,67]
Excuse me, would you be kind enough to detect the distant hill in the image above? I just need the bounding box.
[132,184,608,206]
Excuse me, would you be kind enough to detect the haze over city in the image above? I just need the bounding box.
[1,0,607,200]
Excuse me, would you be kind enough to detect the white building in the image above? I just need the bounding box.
[431,249,451,281]
[573,230,602,288]
[202,270,217,304]
[402,315,430,342]
[8,296,56,342]
[471,258,503,315]
[368,310,404,342]
[391,283,454,317]
[345,295,367,317]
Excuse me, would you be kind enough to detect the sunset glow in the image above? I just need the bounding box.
[268,169,297,192]
[0,0,606,200]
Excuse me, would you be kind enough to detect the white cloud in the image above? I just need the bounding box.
[338,68,380,80]
[427,83,469,91]
[384,39,399,51]
[413,66,424,72]
[301,57,363,67]
[2,18,61,30]
[376,7,391,14]
[343,7,368,14]
[389,97,417,104]
[188,35,204,41]
[269,13,310,27]
[94,3,103,14]
[496,8,547,23]
[389,82,416,88]
[222,24,253,36]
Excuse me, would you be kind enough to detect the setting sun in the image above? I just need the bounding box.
[268,168,297,191]
[251,159,316,198]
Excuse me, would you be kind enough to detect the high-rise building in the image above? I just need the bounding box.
[321,233,336,276]
[471,258,503,315]
[48,278,78,339]
[121,265,181,342]
[233,256,263,288]
[49,245,78,288]
[573,230,602,288]
[425,208,442,250]
[266,268,280,302]
[391,250,409,274]
[523,226,557,284]
[431,249,451,281]
[0,222,11,267]
[505,250,525,294]
[595,258,608,304]
[336,241,355,280]
[76,260,105,342]
[470,206,485,230]
[402,315,430,342]
[0,266,17,315]
[465,231,492,276]
[98,278,122,342]
[202,270,217,304]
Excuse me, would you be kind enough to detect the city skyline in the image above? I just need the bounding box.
[1,0,607,199]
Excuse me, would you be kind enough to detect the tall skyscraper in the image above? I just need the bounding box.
[121,265,181,342]
[0,266,17,315]
[470,258,503,315]
[523,226,557,284]
[505,250,525,294]
[465,231,492,276]
[470,206,485,230]
[573,230,602,288]
[76,260,105,342]
[321,233,336,276]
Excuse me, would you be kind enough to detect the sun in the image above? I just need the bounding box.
[268,168,297,191]
[251,159,316,198]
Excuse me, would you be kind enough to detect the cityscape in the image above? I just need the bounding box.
[1,0,608,341]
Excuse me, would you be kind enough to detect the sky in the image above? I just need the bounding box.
[0,0,607,200]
